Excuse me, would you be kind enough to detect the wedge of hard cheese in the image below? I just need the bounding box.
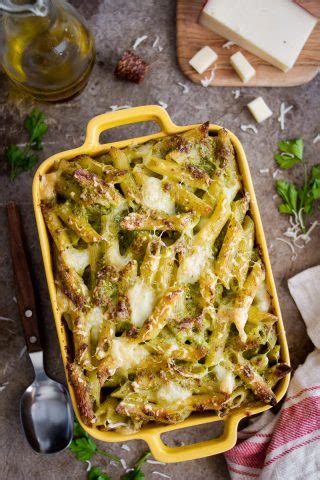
[199,0,317,72]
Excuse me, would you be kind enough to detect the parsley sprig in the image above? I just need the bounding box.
[69,420,121,463]
[121,451,151,480]
[274,138,320,232]
[70,420,152,480]
[5,108,48,179]
[88,467,112,480]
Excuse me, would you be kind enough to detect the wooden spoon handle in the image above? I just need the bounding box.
[7,202,42,353]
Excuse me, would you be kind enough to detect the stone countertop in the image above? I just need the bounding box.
[0,1,319,479]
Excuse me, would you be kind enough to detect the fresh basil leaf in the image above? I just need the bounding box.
[69,437,97,461]
[274,153,301,169]
[87,466,112,480]
[278,139,304,161]
[5,144,38,179]
[24,108,48,150]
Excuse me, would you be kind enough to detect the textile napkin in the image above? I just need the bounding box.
[225,265,320,479]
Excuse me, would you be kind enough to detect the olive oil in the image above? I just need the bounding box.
[1,0,95,101]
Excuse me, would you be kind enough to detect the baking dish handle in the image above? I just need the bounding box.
[144,414,242,463]
[83,105,176,147]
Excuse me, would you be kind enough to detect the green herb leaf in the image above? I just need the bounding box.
[275,139,304,170]
[5,144,38,179]
[310,165,320,200]
[274,153,301,169]
[134,452,152,470]
[69,437,97,461]
[121,451,151,480]
[73,419,89,439]
[24,108,48,150]
[278,139,304,160]
[87,466,112,480]
[275,180,299,213]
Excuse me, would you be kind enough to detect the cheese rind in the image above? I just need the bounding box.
[189,46,218,74]
[247,97,272,123]
[200,0,317,72]
[230,52,255,83]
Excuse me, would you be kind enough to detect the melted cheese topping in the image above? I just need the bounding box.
[105,241,130,268]
[110,338,149,371]
[156,381,191,405]
[214,365,235,394]
[177,247,208,284]
[141,177,175,214]
[40,171,60,200]
[254,282,271,312]
[63,247,90,275]
[128,279,156,327]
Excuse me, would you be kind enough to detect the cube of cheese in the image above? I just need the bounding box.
[199,0,317,72]
[189,46,218,74]
[230,52,255,83]
[247,97,272,123]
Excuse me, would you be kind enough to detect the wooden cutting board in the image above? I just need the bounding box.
[176,0,320,87]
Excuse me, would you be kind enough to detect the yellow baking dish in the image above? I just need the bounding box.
[33,105,290,463]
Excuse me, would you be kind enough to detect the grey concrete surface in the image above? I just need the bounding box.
[0,1,319,479]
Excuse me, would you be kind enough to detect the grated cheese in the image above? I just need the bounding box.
[275,237,297,260]
[232,89,240,99]
[110,105,132,111]
[259,168,269,174]
[313,134,320,144]
[158,101,168,109]
[278,102,293,130]
[120,458,127,470]
[19,345,27,359]
[0,316,13,322]
[85,461,92,472]
[177,82,189,94]
[132,35,148,50]
[152,35,163,51]
[108,423,128,431]
[240,124,258,134]
[121,444,131,451]
[147,460,166,465]
[200,67,216,87]
[0,381,9,393]
[222,40,235,49]
[272,169,281,179]
[152,473,171,479]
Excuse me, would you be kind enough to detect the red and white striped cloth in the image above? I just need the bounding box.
[225,265,320,479]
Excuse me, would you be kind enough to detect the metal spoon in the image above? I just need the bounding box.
[7,202,73,454]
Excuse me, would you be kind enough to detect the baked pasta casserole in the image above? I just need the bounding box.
[40,123,291,433]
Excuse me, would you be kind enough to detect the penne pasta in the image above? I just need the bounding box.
[41,124,289,432]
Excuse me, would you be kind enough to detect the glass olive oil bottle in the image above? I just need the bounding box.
[0,0,95,101]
